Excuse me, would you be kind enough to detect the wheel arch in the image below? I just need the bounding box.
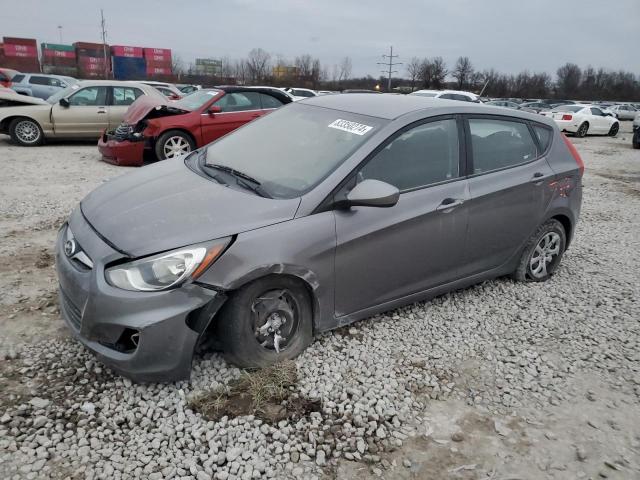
[548,212,573,249]
[154,127,197,147]
[205,267,323,335]
[1,115,42,134]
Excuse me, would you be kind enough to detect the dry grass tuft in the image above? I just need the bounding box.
[189,360,320,423]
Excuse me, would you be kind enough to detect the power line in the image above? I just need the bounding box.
[377,46,402,92]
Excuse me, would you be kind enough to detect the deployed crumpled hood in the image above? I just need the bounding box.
[123,95,188,124]
[0,88,49,106]
[80,158,301,257]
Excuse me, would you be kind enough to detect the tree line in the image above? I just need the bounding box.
[407,56,640,101]
[173,50,639,101]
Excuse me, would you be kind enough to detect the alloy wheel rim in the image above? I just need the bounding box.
[529,232,561,279]
[163,136,191,158]
[578,124,587,137]
[15,121,39,143]
[611,124,618,135]
[251,289,299,353]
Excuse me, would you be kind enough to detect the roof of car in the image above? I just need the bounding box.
[300,93,476,119]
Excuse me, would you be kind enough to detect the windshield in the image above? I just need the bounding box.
[46,83,80,104]
[204,103,387,199]
[552,105,584,113]
[410,92,437,97]
[173,89,220,110]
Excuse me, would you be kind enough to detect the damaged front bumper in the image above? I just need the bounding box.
[98,127,147,167]
[55,208,226,382]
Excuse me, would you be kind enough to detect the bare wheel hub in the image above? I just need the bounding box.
[529,232,561,279]
[251,289,298,353]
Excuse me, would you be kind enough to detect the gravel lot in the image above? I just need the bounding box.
[0,124,639,480]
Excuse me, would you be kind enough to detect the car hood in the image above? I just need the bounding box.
[123,95,189,124]
[0,88,49,106]
[80,157,301,257]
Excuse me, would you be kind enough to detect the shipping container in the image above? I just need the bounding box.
[144,47,171,57]
[3,37,37,47]
[74,41,106,50]
[146,66,172,76]
[145,58,173,69]
[112,56,146,80]
[41,43,75,52]
[4,44,38,58]
[0,57,40,72]
[111,45,143,58]
[43,49,76,60]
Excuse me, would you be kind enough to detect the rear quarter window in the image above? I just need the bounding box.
[11,74,25,83]
[28,76,50,85]
[533,125,553,153]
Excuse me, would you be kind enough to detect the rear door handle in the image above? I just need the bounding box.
[530,172,552,183]
[436,198,464,211]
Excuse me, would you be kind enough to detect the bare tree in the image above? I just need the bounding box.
[556,63,582,98]
[311,58,322,88]
[452,56,473,90]
[295,54,314,79]
[233,59,248,85]
[406,57,421,91]
[246,48,271,84]
[171,54,186,78]
[419,58,434,88]
[430,57,447,89]
[339,56,352,82]
[219,56,234,80]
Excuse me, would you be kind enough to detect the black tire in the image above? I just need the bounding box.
[633,131,640,149]
[9,117,43,146]
[575,122,589,138]
[154,130,195,160]
[512,219,566,282]
[218,275,313,368]
[608,122,619,137]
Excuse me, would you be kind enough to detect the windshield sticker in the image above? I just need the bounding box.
[328,119,373,135]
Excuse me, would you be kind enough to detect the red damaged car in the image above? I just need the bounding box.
[98,86,292,166]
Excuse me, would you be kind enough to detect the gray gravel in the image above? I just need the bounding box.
[1,128,639,479]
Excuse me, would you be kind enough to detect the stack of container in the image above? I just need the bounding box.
[41,43,77,76]
[144,48,172,77]
[1,37,40,72]
[75,42,110,79]
[111,45,145,80]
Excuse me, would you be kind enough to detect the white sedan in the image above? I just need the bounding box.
[542,104,619,137]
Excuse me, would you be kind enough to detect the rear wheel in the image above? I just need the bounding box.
[154,130,195,160]
[633,131,640,149]
[218,276,313,368]
[512,219,566,282]
[608,123,619,137]
[9,117,43,146]
[575,122,589,138]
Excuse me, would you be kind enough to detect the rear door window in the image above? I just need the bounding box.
[29,76,49,85]
[359,118,460,191]
[112,87,143,106]
[468,118,538,174]
[49,77,65,87]
[214,92,261,112]
[260,93,284,109]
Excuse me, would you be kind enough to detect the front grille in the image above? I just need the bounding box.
[114,123,133,141]
[60,287,82,331]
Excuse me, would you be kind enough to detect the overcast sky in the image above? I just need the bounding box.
[2,0,638,78]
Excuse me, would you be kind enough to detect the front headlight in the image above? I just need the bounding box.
[105,239,229,292]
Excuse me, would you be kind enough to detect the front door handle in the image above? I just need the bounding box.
[97,108,107,114]
[436,198,464,211]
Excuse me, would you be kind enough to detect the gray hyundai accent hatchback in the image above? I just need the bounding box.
[56,94,583,382]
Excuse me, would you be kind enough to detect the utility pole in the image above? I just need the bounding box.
[100,9,109,79]
[377,46,401,92]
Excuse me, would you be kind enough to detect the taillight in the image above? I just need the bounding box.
[562,134,584,176]
[561,114,573,121]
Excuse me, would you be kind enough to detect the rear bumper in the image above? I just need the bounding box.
[553,119,579,133]
[55,210,226,382]
[98,133,145,167]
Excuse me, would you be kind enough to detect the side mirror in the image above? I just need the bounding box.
[208,105,222,115]
[59,98,70,108]
[343,179,399,208]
